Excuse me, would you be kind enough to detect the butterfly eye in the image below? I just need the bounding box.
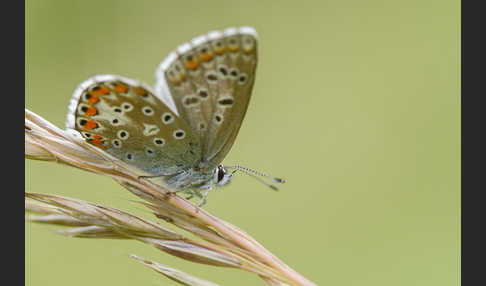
[217,166,225,182]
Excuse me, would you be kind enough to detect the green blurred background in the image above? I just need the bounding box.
[25,0,460,285]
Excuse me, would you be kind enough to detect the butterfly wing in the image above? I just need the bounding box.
[155,27,258,168]
[66,75,202,176]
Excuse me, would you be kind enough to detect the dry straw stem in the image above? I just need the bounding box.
[130,255,222,286]
[25,108,316,286]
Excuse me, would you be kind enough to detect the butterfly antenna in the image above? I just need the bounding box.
[224,165,286,191]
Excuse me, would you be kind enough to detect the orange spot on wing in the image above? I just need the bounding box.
[184,59,199,70]
[214,48,225,55]
[200,53,213,62]
[83,120,98,130]
[134,87,148,97]
[87,95,99,104]
[90,138,105,148]
[85,106,97,116]
[229,46,239,52]
[170,73,185,86]
[172,78,181,85]
[91,87,110,96]
[243,48,254,54]
[114,83,128,93]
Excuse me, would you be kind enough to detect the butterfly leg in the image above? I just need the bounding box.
[197,184,213,208]
[185,194,194,200]
[138,174,166,179]
[177,187,195,200]
[167,187,191,197]
[138,169,185,180]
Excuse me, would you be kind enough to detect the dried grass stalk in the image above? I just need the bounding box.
[130,255,222,286]
[25,108,316,286]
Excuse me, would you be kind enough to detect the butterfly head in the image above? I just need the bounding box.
[213,165,234,187]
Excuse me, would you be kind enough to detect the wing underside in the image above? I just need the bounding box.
[155,27,258,168]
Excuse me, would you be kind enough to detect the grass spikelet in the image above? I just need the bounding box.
[130,254,222,286]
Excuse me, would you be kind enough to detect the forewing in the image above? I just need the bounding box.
[155,27,258,168]
[66,75,201,176]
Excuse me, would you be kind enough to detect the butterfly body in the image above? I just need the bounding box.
[66,27,261,205]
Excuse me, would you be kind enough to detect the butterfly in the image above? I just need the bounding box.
[65,26,284,206]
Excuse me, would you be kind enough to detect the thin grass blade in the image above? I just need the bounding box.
[130,255,221,286]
